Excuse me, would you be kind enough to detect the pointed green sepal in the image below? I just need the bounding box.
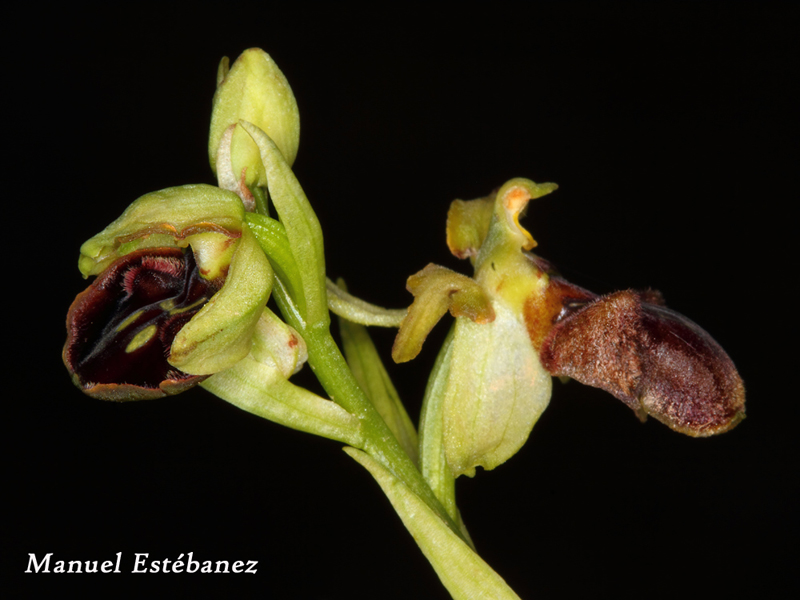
[240,121,327,328]
[442,302,552,478]
[168,223,273,374]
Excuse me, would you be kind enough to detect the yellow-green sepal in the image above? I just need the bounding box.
[209,49,300,189]
[442,301,552,478]
[344,447,521,600]
[241,121,327,329]
[78,184,245,278]
[168,223,272,375]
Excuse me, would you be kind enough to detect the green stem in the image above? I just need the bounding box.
[308,326,464,537]
[272,279,463,538]
[241,124,467,542]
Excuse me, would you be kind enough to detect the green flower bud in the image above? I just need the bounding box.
[64,185,273,400]
[209,49,300,189]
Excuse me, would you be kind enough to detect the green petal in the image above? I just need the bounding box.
[168,223,272,375]
[446,195,494,260]
[392,264,494,364]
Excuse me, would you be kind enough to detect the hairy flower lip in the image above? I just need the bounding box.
[539,289,746,436]
[64,247,222,401]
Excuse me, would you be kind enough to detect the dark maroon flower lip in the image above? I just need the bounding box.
[64,247,223,401]
[539,289,745,436]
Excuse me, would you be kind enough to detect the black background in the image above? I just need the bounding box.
[7,4,797,599]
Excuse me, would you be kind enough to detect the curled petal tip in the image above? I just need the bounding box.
[392,264,494,363]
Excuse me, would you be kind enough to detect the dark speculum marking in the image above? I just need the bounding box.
[64,247,223,400]
[539,290,745,437]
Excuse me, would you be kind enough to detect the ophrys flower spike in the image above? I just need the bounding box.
[63,49,746,600]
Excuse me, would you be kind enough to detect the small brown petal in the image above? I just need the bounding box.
[539,290,745,436]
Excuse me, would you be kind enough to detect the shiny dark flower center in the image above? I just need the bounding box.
[64,247,223,400]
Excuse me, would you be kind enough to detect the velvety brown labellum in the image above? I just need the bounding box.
[64,247,223,401]
[539,290,745,437]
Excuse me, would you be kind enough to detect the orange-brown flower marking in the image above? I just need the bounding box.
[521,255,599,350]
[539,289,745,436]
